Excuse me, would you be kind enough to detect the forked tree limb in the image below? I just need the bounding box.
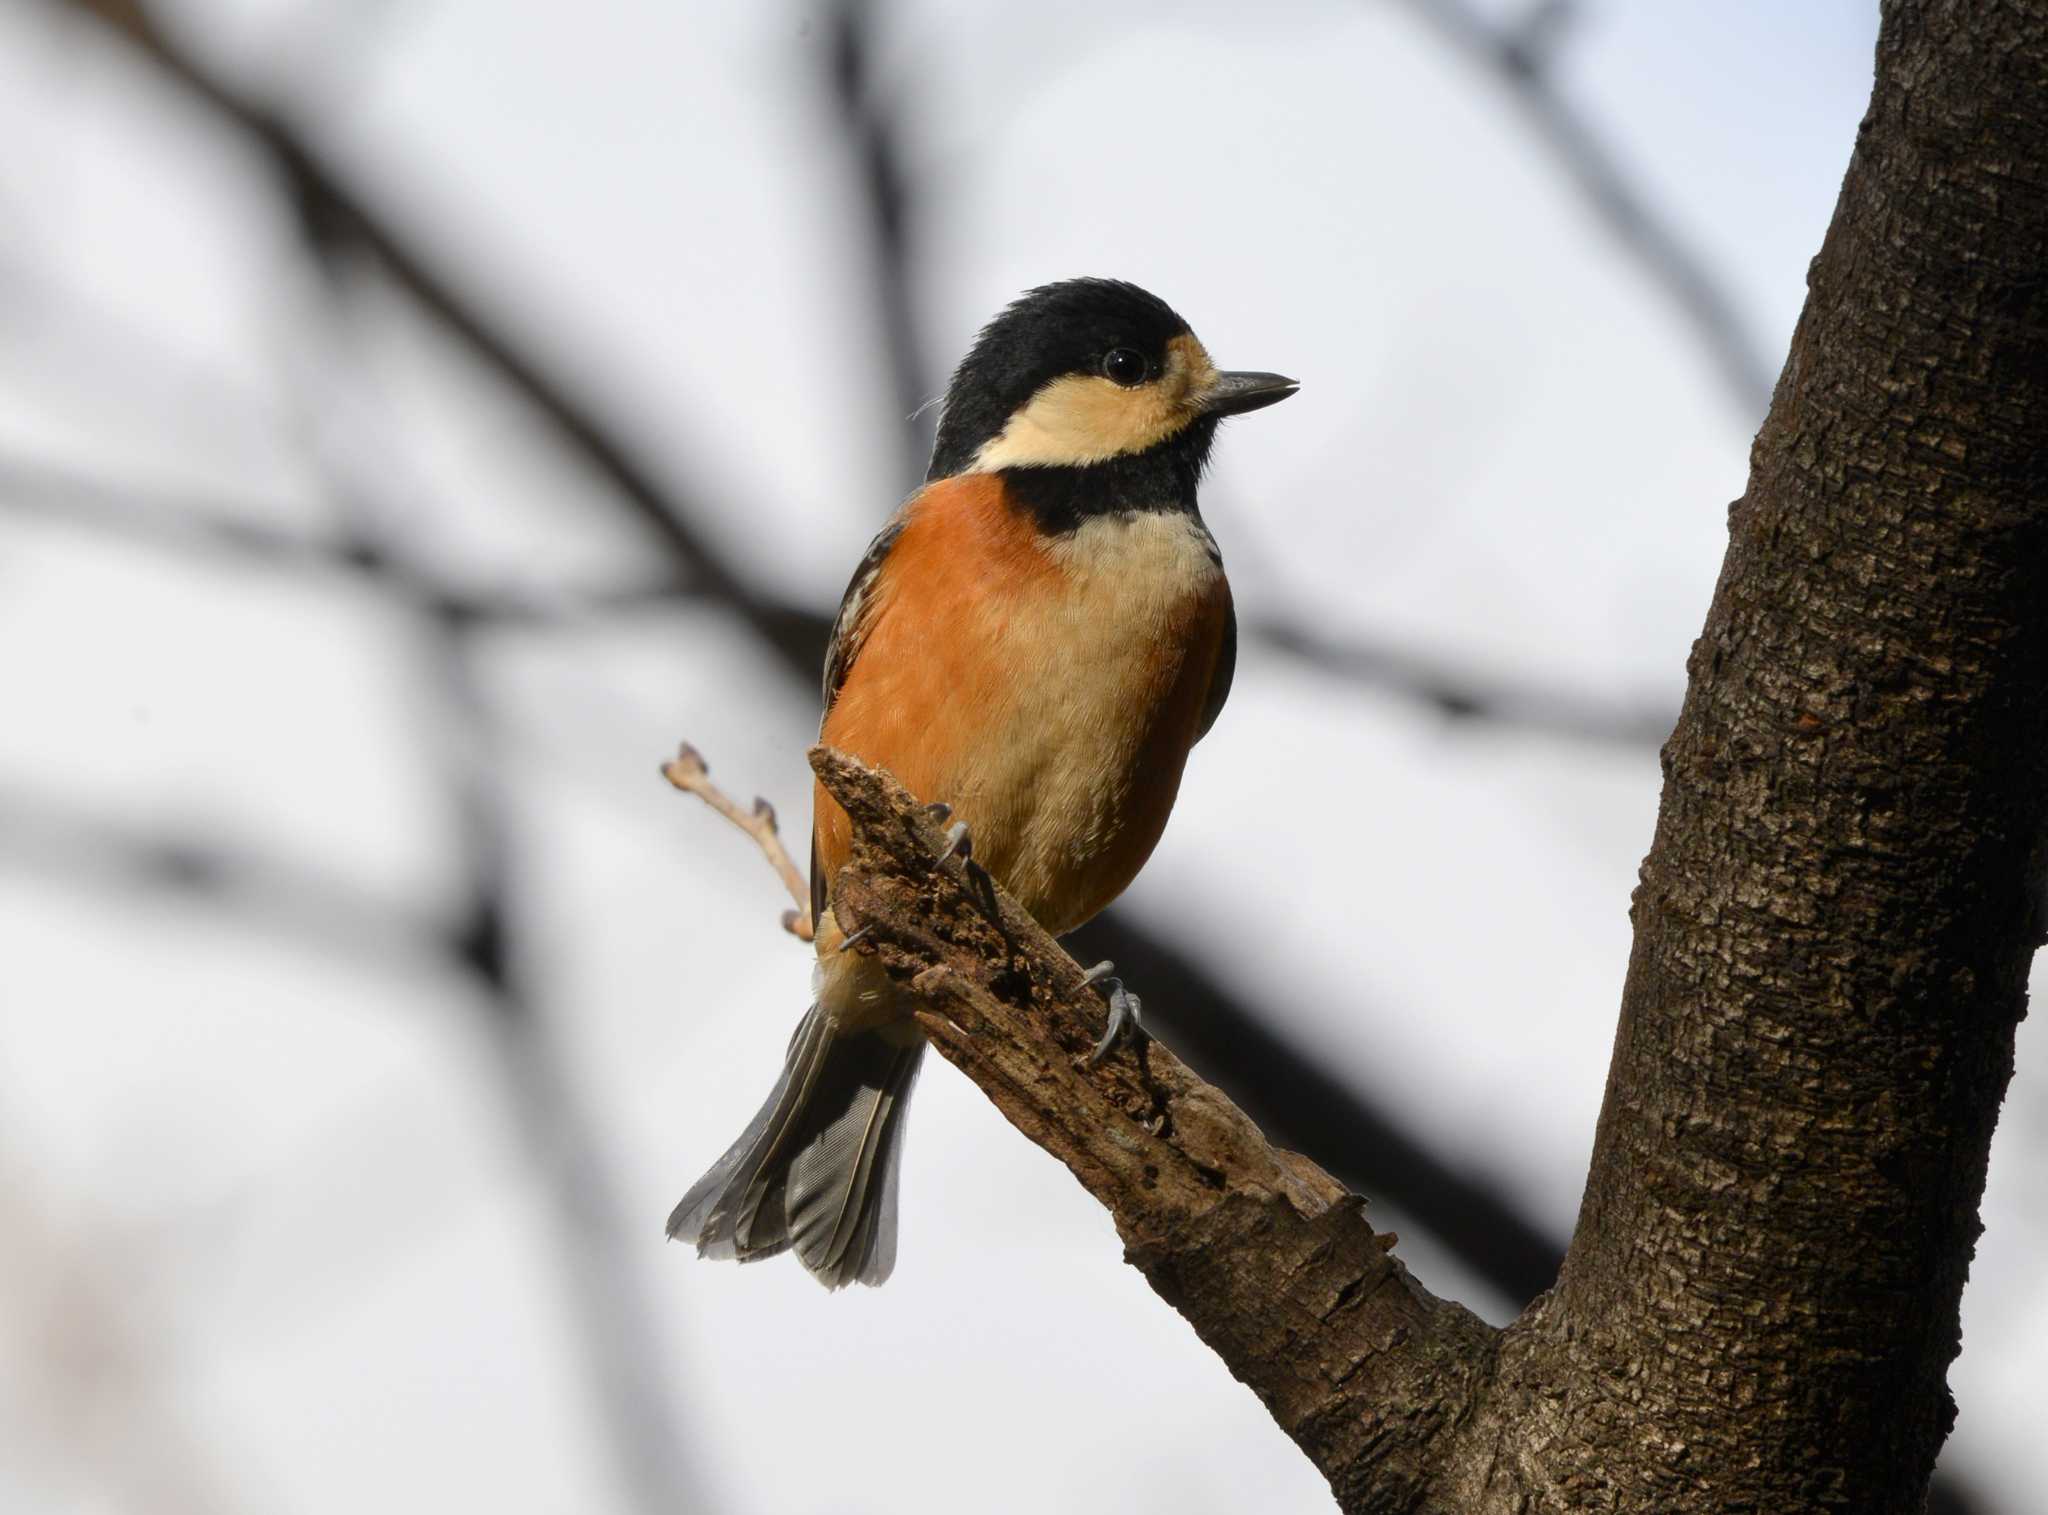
[663,743,815,941]
[811,745,1498,1501]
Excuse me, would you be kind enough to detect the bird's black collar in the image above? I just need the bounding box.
[986,424,1216,536]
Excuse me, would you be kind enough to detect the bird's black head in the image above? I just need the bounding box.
[925,278,1297,487]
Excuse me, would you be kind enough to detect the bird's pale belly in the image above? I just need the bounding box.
[939,518,1224,933]
[815,505,1228,942]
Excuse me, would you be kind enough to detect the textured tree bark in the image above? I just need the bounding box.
[818,3,2048,1509]
[1449,3,2048,1507]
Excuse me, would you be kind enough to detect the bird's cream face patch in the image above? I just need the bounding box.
[970,333,1220,471]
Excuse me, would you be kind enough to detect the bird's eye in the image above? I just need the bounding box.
[1101,348,1148,386]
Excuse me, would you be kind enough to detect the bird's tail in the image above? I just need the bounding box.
[667,1005,923,1289]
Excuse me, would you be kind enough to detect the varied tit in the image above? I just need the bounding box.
[670,278,1297,1287]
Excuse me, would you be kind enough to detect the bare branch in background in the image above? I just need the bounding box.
[61,0,822,673]
[0,455,684,624]
[1397,0,1778,418]
[826,0,936,484]
[282,238,713,1515]
[0,785,441,969]
[663,743,816,940]
[10,451,1677,755]
[1253,614,1674,745]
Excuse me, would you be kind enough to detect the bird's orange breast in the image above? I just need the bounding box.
[814,472,1230,938]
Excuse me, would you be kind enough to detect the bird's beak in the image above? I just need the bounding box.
[1199,370,1300,418]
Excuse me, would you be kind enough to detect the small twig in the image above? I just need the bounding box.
[662,743,814,940]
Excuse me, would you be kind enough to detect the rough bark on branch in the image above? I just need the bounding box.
[813,748,1498,1506]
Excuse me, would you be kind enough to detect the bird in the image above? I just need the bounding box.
[668,277,1297,1288]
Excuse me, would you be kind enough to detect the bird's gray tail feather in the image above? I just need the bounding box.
[667,1005,922,1289]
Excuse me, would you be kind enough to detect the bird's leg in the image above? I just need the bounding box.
[1079,960,1146,1065]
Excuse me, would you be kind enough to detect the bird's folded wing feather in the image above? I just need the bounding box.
[812,508,910,924]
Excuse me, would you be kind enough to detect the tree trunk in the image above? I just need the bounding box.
[1453,3,2048,1506]
[819,2,2048,1509]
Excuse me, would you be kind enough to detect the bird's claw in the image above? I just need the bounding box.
[1082,962,1145,1065]
[937,819,972,865]
[930,809,1002,920]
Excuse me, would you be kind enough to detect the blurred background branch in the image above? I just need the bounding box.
[1397,0,1778,418]
[284,237,710,1515]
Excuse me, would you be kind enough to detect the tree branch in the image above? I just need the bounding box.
[813,746,1497,1505]
[662,742,814,940]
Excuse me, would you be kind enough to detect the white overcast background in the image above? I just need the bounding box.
[1,1,2040,1512]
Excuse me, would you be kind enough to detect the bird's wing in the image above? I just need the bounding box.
[1194,584,1236,744]
[821,512,908,714]
[813,509,909,925]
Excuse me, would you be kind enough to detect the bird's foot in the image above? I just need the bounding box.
[931,809,1001,915]
[1080,960,1146,1065]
